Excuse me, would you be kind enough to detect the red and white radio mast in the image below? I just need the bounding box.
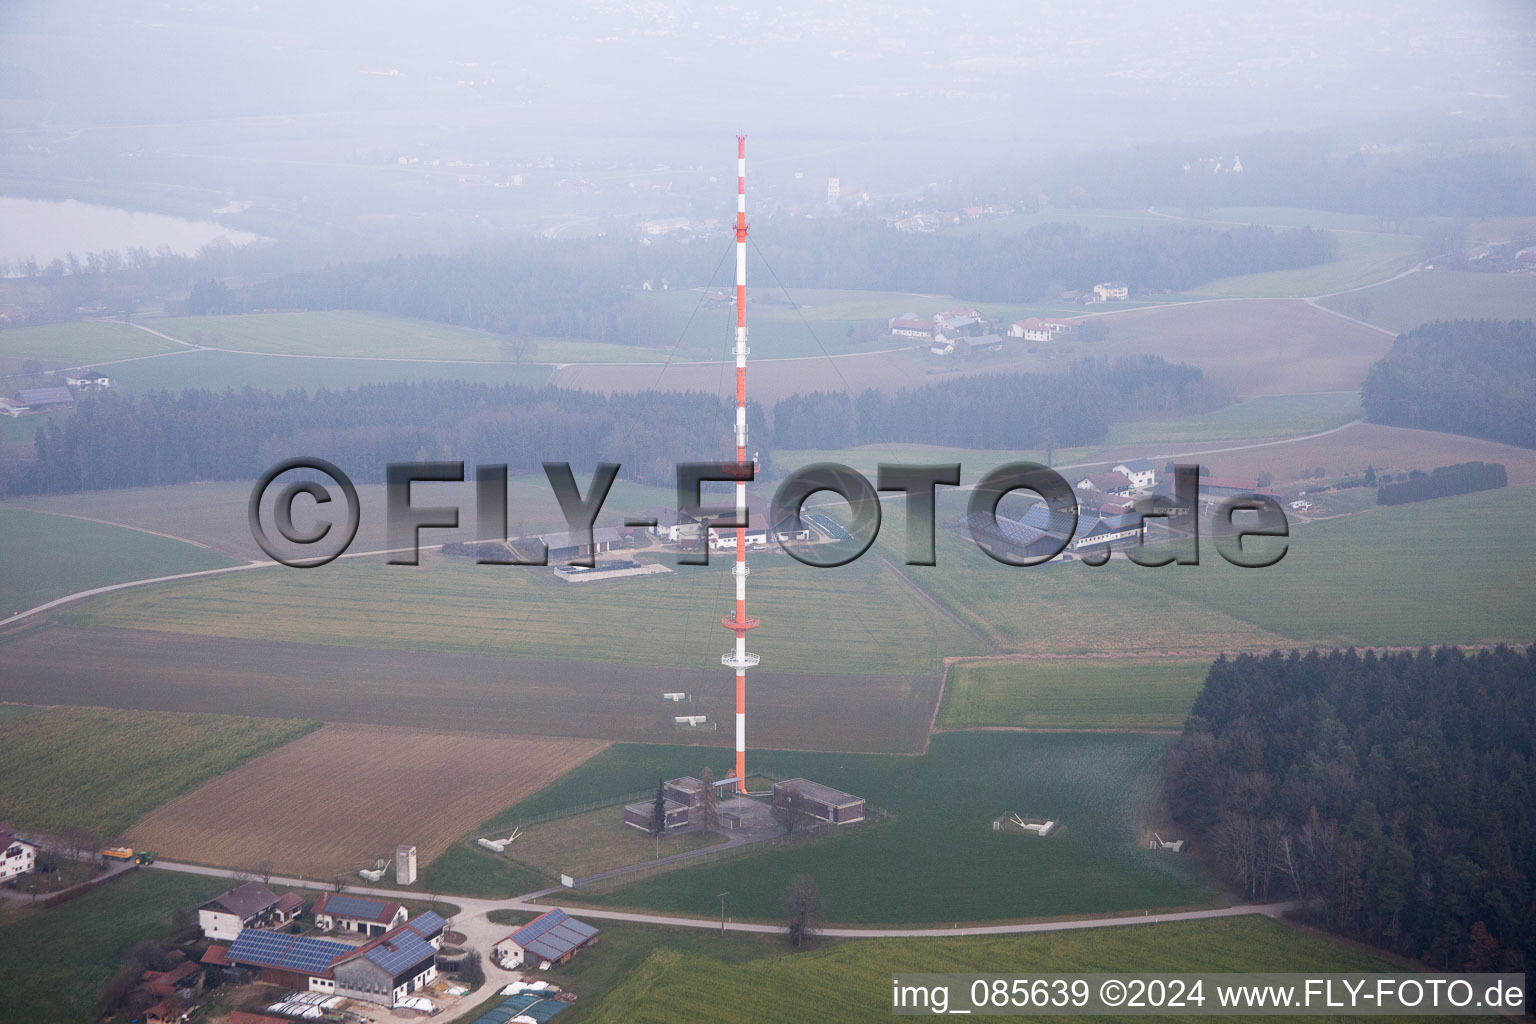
[720,133,759,794]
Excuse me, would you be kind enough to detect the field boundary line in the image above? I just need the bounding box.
[13,507,220,549]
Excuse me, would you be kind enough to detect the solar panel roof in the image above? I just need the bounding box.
[405,910,447,937]
[363,928,436,976]
[322,893,396,921]
[227,929,352,974]
[511,909,598,963]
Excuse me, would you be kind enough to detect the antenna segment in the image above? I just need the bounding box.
[720,133,759,794]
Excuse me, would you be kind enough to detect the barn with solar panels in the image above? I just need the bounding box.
[312,891,408,936]
[222,928,353,992]
[491,909,598,969]
[332,924,439,1005]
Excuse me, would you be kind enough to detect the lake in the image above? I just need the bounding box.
[0,196,264,270]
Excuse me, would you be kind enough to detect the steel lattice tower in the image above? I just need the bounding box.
[720,133,759,794]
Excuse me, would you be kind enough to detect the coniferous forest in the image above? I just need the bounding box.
[6,357,1220,496]
[1361,319,1536,449]
[1164,647,1535,973]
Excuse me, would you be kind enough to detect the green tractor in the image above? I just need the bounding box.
[133,851,156,865]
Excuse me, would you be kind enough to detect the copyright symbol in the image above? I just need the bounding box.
[1100,980,1126,1007]
[248,457,360,567]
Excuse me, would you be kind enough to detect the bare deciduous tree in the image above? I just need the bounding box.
[780,873,823,948]
[695,766,720,832]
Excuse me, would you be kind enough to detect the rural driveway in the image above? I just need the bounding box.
[150,858,1297,1021]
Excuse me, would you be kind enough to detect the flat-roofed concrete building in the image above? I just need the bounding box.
[772,778,865,824]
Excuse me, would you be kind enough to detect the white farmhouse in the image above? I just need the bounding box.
[1112,459,1157,490]
[0,825,37,882]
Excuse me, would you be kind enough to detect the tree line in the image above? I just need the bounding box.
[772,356,1229,451]
[190,221,1332,345]
[751,221,1336,303]
[7,382,763,497]
[1164,647,1534,973]
[1376,462,1507,506]
[6,356,1228,497]
[1362,320,1536,449]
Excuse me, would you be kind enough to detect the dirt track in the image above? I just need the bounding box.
[0,625,938,754]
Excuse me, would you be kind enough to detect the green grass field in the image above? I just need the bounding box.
[938,658,1210,730]
[95,346,553,395]
[0,507,238,615]
[1183,231,1422,299]
[152,310,608,362]
[6,475,674,561]
[574,731,1213,925]
[1130,487,1536,649]
[0,320,178,369]
[1104,392,1362,445]
[75,542,978,675]
[1317,268,1536,333]
[0,868,226,1024]
[0,706,319,836]
[417,842,549,900]
[580,915,1484,1024]
[885,485,1535,659]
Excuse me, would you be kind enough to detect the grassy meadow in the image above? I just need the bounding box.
[0,507,238,615]
[579,915,1487,1024]
[73,542,980,675]
[0,706,319,836]
[0,868,227,1024]
[885,485,1535,658]
[1317,268,1536,333]
[1104,391,1362,445]
[0,319,177,370]
[938,658,1211,731]
[576,731,1214,925]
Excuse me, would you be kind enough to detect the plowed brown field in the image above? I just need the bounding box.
[124,723,605,877]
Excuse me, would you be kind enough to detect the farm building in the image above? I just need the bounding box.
[274,891,307,922]
[541,526,623,562]
[1093,281,1129,301]
[1072,513,1145,554]
[65,369,114,390]
[216,912,445,1006]
[312,892,408,936]
[1199,478,1279,501]
[650,508,703,543]
[1009,317,1051,341]
[1112,459,1158,489]
[623,798,690,832]
[1075,471,1134,496]
[198,881,284,941]
[0,824,37,882]
[14,386,72,410]
[1043,317,1082,333]
[887,316,932,339]
[933,305,980,322]
[772,779,865,824]
[491,909,599,969]
[332,925,439,1005]
[960,333,1005,354]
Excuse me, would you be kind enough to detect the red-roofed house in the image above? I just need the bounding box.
[1009,317,1050,341]
[1075,471,1134,496]
[887,317,932,339]
[312,892,408,936]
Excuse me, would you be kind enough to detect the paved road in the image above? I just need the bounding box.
[150,856,1296,941]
